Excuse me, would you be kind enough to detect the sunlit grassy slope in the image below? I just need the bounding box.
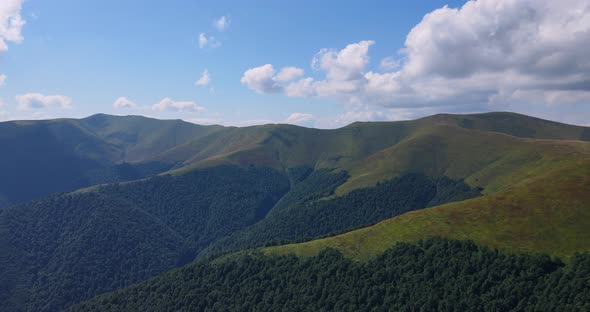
[265,144,590,260]
[337,124,589,195]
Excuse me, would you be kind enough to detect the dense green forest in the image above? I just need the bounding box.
[203,170,481,256]
[0,166,289,312]
[0,165,482,312]
[71,238,590,312]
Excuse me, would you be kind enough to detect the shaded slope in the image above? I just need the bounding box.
[79,114,222,162]
[0,115,220,208]
[0,119,120,207]
[0,193,192,312]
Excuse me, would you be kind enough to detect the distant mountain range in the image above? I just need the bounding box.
[0,112,589,311]
[2,112,587,208]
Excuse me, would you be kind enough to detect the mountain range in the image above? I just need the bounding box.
[0,112,589,311]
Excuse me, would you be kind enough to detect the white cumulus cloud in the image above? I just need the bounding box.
[312,40,374,81]
[0,0,25,52]
[195,69,211,87]
[198,33,208,48]
[241,64,305,93]
[198,33,220,49]
[275,67,304,82]
[152,98,204,113]
[185,117,223,125]
[214,15,230,32]
[15,93,72,110]
[285,112,315,124]
[0,74,6,87]
[113,97,137,109]
[243,0,590,124]
[379,57,400,72]
[241,64,282,93]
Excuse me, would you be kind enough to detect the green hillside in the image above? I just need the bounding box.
[266,144,590,260]
[336,123,589,195]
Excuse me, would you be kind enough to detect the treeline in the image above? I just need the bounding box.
[203,170,481,256]
[71,238,590,311]
[0,166,289,312]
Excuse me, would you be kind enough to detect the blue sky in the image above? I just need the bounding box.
[1,0,589,127]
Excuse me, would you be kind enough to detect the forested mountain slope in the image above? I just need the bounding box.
[70,238,590,312]
[0,165,483,312]
[0,166,289,312]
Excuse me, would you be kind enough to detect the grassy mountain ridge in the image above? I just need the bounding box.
[157,112,590,197]
[337,123,590,195]
[265,151,590,260]
[415,112,590,141]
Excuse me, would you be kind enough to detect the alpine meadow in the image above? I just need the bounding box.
[0,0,589,311]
